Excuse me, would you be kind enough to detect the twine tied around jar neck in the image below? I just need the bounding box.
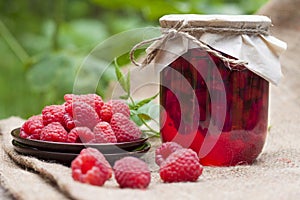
[129,20,270,70]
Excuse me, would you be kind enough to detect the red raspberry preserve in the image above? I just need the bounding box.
[158,15,285,166]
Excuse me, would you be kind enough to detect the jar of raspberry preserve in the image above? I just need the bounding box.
[156,15,286,166]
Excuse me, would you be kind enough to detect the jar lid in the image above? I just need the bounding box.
[160,14,271,32]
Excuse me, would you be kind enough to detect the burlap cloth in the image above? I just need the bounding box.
[1,1,300,199]
[1,73,300,200]
[1,100,299,200]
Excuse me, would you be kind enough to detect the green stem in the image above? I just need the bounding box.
[52,22,59,50]
[129,96,135,106]
[142,130,160,138]
[0,20,30,64]
[140,117,160,136]
[52,0,64,50]
[150,117,159,126]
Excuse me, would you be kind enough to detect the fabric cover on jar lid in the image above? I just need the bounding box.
[145,14,287,85]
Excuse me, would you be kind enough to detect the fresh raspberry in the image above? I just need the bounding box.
[40,122,68,142]
[70,127,95,143]
[110,113,141,142]
[113,157,151,189]
[42,105,66,126]
[62,113,75,131]
[72,102,101,130]
[64,94,104,116]
[20,115,44,140]
[71,148,112,186]
[66,129,80,143]
[99,103,112,122]
[100,100,130,122]
[159,148,203,183]
[155,142,183,166]
[93,122,117,143]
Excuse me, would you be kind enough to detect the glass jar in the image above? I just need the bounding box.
[158,15,285,166]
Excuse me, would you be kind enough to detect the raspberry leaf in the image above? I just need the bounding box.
[129,92,158,110]
[119,94,130,100]
[125,70,131,95]
[114,58,130,95]
[137,113,152,121]
[130,110,143,126]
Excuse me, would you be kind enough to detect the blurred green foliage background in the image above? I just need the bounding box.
[0,0,267,119]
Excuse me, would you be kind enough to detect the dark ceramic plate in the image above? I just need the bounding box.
[12,140,151,166]
[11,128,148,154]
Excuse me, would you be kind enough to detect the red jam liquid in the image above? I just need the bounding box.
[160,48,269,166]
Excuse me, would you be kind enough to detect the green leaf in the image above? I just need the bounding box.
[130,110,143,126]
[26,54,62,91]
[130,114,143,126]
[133,92,159,110]
[142,131,161,138]
[114,57,124,82]
[125,70,131,95]
[114,57,129,94]
[128,103,135,110]
[137,108,159,124]
[119,94,129,100]
[130,109,138,116]
[131,107,158,124]
[59,19,109,49]
[137,113,152,121]
[133,143,148,151]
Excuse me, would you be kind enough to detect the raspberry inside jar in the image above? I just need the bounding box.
[160,48,269,166]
